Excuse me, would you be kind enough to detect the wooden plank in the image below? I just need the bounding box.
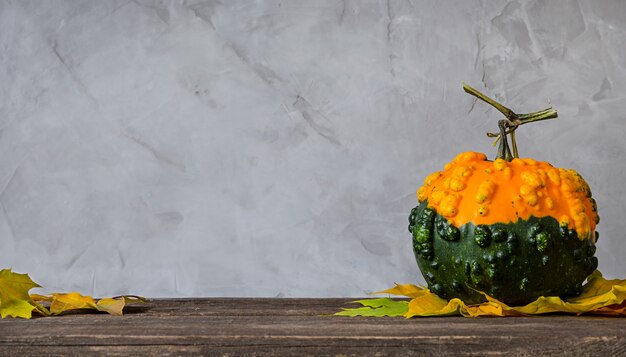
[1,298,626,356]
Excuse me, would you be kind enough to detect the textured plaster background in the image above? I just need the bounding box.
[1,0,625,297]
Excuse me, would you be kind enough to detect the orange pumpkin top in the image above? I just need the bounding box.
[417,152,599,240]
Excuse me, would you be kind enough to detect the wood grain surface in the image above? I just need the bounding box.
[1,298,625,356]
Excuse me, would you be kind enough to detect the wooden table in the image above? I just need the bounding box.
[1,298,625,356]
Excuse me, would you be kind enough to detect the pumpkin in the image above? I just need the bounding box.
[408,84,599,305]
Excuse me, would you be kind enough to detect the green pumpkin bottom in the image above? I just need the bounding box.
[408,200,598,306]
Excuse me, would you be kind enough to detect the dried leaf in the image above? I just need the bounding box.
[512,271,626,316]
[49,292,98,314]
[30,294,53,303]
[43,292,145,316]
[0,268,145,319]
[334,298,408,317]
[0,269,40,319]
[338,270,626,318]
[117,295,147,304]
[573,270,613,300]
[95,298,125,316]
[376,284,429,298]
[589,302,626,316]
[406,294,461,317]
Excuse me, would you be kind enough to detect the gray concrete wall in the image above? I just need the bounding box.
[1,0,625,297]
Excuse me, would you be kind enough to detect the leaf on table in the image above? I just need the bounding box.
[95,297,126,316]
[94,295,146,316]
[588,301,626,316]
[511,271,626,316]
[0,268,41,319]
[462,300,510,317]
[49,292,98,314]
[334,298,408,317]
[30,294,53,302]
[406,293,460,317]
[337,270,626,318]
[0,268,146,319]
[44,292,146,316]
[463,294,521,317]
[376,283,430,298]
[118,295,147,304]
[573,270,615,300]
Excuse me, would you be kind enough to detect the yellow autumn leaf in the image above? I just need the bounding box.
[49,292,98,314]
[1,268,146,319]
[95,296,147,316]
[116,295,147,305]
[352,270,626,318]
[573,270,615,300]
[508,271,626,316]
[44,293,146,316]
[30,294,53,303]
[376,284,430,298]
[0,269,40,319]
[95,298,126,316]
[461,300,512,317]
[591,301,626,316]
[406,294,461,317]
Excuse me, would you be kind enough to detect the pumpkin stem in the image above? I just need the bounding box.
[497,120,514,161]
[510,130,519,158]
[462,82,558,161]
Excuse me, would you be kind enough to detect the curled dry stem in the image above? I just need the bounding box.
[462,82,558,161]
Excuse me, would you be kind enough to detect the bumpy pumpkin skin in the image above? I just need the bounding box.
[409,202,598,305]
[410,152,599,305]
